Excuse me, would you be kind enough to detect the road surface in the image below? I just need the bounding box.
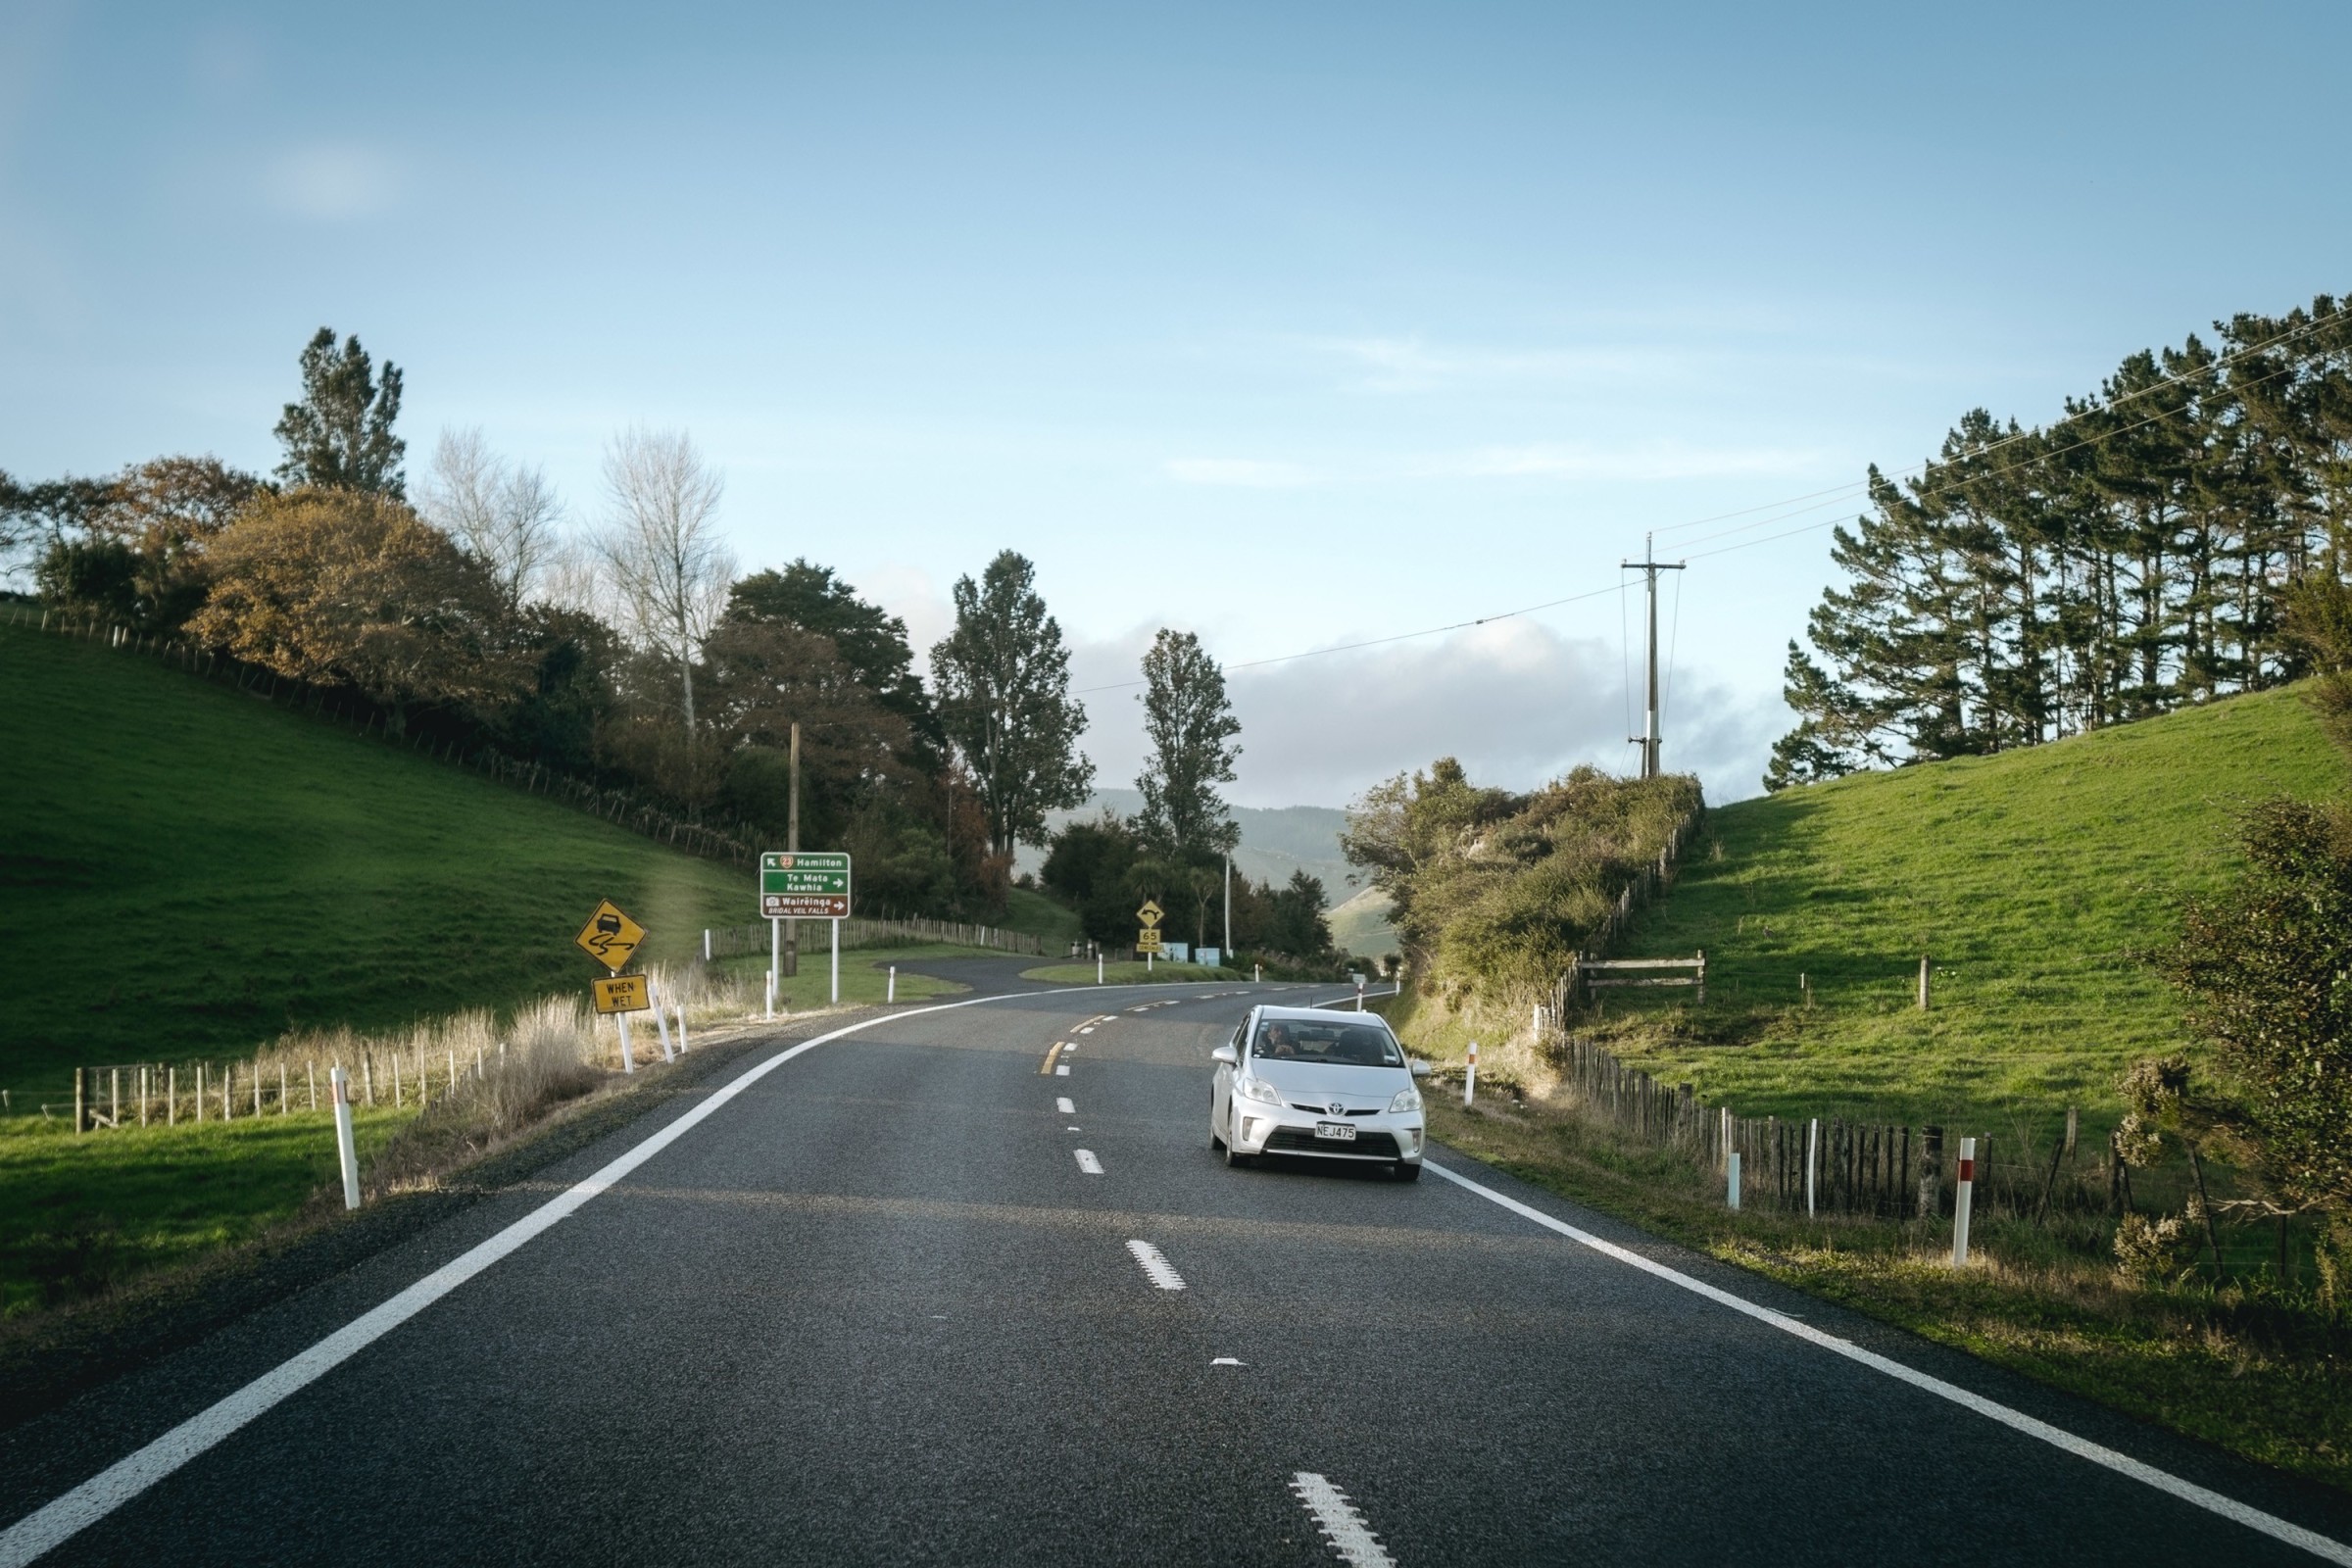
[4,977,2348,1565]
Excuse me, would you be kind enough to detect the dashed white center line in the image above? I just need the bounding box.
[1055,1098,1075,1114]
[1291,1473,1395,1568]
[1074,1149,1102,1174]
[1124,1239,1187,1291]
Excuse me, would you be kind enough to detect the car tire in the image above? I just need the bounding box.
[1225,1138,1252,1169]
[1394,1160,1422,1183]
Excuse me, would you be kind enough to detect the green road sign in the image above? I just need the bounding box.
[760,852,852,918]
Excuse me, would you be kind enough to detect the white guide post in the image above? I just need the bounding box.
[330,1067,361,1211]
[703,928,711,961]
[888,965,897,1003]
[1806,1117,1819,1217]
[649,977,675,1063]
[1727,1150,1741,1210]
[830,918,840,1005]
[674,1004,689,1054]
[1098,954,1104,985]
[1463,1041,1479,1106]
[1952,1136,1978,1266]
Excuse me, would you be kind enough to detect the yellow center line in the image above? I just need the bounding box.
[1037,1042,1065,1075]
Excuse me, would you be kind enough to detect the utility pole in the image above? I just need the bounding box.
[785,720,801,978]
[1622,531,1687,779]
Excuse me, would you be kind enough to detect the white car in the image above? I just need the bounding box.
[1210,1004,1432,1181]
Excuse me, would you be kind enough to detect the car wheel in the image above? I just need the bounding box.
[1393,1160,1422,1183]
[1225,1138,1252,1169]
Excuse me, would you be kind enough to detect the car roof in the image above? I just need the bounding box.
[1251,1004,1392,1027]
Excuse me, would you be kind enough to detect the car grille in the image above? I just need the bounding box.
[1285,1103,1383,1116]
[1265,1127,1401,1158]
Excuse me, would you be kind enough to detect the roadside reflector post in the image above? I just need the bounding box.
[331,1067,361,1210]
[1952,1136,1977,1265]
[649,977,675,1062]
[1464,1041,1479,1107]
[1727,1150,1741,1210]
[1253,963,1260,983]
[1098,954,1104,984]
[888,965,897,1003]
[703,928,711,962]
[1806,1117,1819,1217]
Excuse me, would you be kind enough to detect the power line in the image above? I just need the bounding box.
[1069,310,2342,696]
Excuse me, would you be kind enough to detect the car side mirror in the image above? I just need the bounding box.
[1410,1059,1431,1078]
[1211,1045,1238,1065]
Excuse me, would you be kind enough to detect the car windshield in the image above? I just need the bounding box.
[1250,1019,1403,1068]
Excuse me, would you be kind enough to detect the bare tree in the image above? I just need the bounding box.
[595,425,733,740]
[418,426,564,606]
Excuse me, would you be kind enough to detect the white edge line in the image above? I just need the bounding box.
[1421,1158,2352,1565]
[0,980,1196,1568]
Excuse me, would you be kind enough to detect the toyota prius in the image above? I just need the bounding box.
[1210,1004,1431,1180]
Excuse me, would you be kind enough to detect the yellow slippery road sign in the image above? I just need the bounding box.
[592,974,652,1014]
[575,900,647,972]
[1136,900,1163,927]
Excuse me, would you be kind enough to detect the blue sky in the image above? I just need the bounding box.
[7,1,2351,807]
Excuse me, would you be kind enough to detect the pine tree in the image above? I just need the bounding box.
[272,328,407,495]
[1134,628,1242,860]
[929,551,1094,856]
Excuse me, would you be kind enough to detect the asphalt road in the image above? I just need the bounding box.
[4,975,2349,1566]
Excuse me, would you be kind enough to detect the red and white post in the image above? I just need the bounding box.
[1952,1135,1977,1265]
[330,1066,361,1211]
[1463,1041,1479,1107]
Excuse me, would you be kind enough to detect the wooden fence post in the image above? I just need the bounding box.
[1917,954,1931,1011]
[1918,1125,1943,1218]
[74,1067,85,1135]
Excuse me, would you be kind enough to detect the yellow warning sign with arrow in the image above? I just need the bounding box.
[1136,900,1163,928]
[574,900,647,973]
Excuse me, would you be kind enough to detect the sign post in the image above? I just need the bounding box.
[761,853,852,1006]
[576,901,651,1074]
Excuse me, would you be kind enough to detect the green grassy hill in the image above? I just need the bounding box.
[1602,684,2349,1125]
[2,622,757,1100]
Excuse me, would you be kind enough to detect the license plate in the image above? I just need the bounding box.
[1314,1121,1356,1141]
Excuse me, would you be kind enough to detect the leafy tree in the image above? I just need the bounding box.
[273,328,407,495]
[35,536,140,620]
[188,488,503,733]
[930,550,1093,855]
[1044,812,1148,945]
[1265,870,1333,958]
[699,617,910,848]
[1134,627,1241,859]
[2160,795,2352,1301]
[725,560,939,756]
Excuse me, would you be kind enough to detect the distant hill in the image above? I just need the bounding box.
[1016,789,1363,906]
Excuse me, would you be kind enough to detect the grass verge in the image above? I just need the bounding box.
[706,942,984,1010]
[1425,1091,2352,1494]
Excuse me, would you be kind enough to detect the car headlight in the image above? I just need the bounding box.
[1387,1085,1424,1114]
[1234,1073,1284,1104]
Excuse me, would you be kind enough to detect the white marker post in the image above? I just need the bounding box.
[888,965,897,1003]
[330,1067,361,1211]
[1253,963,1261,983]
[1952,1136,1977,1266]
[1355,975,1366,1011]
[1806,1117,1819,1217]
[1098,954,1104,985]
[674,1004,689,1054]
[1463,1041,1479,1106]
[1727,1150,1741,1210]
[649,977,675,1063]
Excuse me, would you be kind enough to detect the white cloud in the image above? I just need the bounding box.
[262,144,407,220]
[1161,457,1321,488]
[1068,616,1781,813]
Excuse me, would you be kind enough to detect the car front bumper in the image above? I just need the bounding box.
[1229,1100,1424,1163]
